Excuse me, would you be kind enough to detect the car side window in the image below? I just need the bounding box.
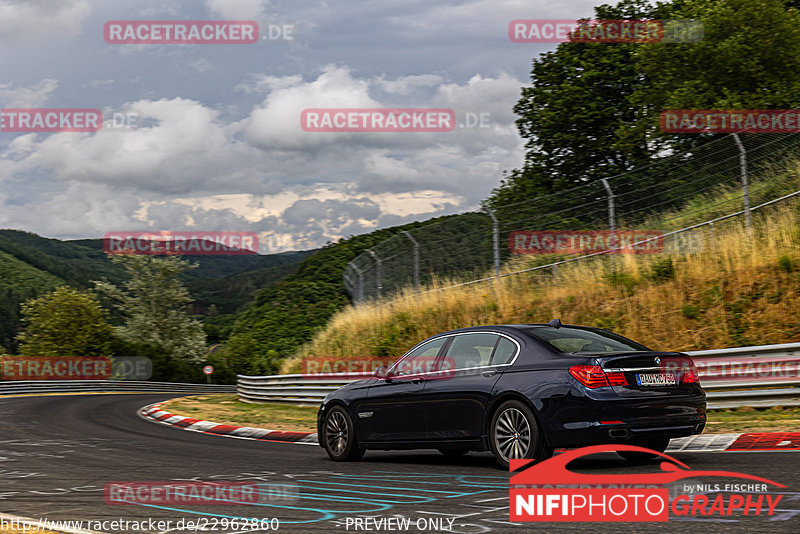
[490,336,517,365]
[444,333,499,370]
[392,337,447,376]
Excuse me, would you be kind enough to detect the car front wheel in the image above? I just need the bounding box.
[489,400,551,469]
[322,406,365,461]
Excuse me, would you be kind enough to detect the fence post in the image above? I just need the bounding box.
[402,231,420,291]
[351,264,364,302]
[367,249,382,299]
[732,133,751,230]
[600,178,616,254]
[484,208,500,279]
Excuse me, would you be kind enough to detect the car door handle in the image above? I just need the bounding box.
[481,370,497,378]
[410,377,424,384]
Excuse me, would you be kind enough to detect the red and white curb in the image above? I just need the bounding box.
[138,401,318,445]
[668,432,800,452]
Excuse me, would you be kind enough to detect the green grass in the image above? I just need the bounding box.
[163,394,317,432]
[163,395,800,436]
[705,405,800,434]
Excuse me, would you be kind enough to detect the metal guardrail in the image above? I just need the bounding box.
[238,343,800,409]
[688,343,800,408]
[237,374,360,405]
[0,380,235,395]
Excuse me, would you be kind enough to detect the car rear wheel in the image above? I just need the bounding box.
[617,437,670,462]
[489,400,551,469]
[322,406,365,461]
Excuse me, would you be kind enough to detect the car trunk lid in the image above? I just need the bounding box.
[591,352,699,396]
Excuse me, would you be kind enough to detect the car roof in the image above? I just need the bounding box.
[433,324,573,335]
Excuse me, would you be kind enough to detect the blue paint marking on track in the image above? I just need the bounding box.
[110,472,507,525]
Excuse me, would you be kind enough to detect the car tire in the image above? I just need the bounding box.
[322,406,365,462]
[489,400,551,469]
[438,449,468,458]
[617,437,670,462]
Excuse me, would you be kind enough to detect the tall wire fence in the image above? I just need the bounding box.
[344,133,800,302]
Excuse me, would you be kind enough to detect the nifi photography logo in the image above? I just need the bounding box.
[509,444,785,522]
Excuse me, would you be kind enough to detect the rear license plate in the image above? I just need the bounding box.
[636,373,676,386]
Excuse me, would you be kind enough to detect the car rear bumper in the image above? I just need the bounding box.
[541,389,707,448]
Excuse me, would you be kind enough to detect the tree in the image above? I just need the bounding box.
[489,0,658,208]
[94,256,207,363]
[632,0,800,140]
[16,287,114,356]
[491,0,800,208]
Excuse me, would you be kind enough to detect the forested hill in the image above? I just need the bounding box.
[0,229,312,352]
[217,212,488,375]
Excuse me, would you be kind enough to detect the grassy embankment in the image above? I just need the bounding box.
[286,204,800,367]
[284,153,800,366]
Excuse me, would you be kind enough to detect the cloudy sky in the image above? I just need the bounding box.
[0,0,603,252]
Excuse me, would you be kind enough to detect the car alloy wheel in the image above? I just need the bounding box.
[495,407,531,461]
[323,406,365,461]
[326,411,348,454]
[489,400,550,468]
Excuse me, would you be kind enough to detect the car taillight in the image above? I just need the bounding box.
[665,357,700,384]
[569,365,628,388]
[606,371,628,386]
[681,360,699,383]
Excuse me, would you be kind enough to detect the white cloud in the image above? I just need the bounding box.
[0,63,527,249]
[0,79,58,108]
[243,65,380,149]
[0,0,90,41]
[9,98,258,194]
[205,0,270,20]
[377,74,443,95]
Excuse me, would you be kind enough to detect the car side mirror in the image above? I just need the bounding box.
[375,365,391,380]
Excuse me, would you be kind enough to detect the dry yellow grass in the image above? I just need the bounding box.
[284,205,800,372]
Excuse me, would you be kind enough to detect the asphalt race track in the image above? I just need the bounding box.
[0,394,798,533]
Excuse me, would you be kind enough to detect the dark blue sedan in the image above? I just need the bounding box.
[317,320,706,467]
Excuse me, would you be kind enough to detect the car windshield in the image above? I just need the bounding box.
[519,326,650,353]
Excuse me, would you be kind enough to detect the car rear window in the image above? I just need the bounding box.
[490,337,517,365]
[519,326,650,353]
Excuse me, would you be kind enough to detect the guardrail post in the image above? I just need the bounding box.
[402,231,420,290]
[483,208,500,279]
[367,249,382,299]
[732,133,751,231]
